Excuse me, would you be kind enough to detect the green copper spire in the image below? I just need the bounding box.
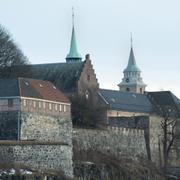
[66,8,82,63]
[124,36,140,72]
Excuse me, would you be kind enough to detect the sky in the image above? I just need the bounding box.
[0,0,180,97]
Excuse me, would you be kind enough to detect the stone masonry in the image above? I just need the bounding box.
[0,142,73,177]
[73,127,147,160]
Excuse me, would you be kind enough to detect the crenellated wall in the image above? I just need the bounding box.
[73,127,147,160]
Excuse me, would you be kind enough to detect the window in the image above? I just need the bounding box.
[126,88,130,92]
[140,88,143,93]
[85,90,89,99]
[8,99,13,107]
[87,74,90,81]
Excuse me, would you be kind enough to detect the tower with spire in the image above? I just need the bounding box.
[118,37,146,94]
[66,8,82,63]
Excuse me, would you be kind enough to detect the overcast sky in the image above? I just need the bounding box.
[0,0,180,97]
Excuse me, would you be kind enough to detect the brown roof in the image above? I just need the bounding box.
[19,78,70,103]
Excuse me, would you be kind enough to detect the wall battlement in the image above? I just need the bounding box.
[73,128,147,160]
[107,126,144,136]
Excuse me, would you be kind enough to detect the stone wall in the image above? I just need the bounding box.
[73,127,147,160]
[149,114,163,166]
[0,141,73,177]
[20,112,72,145]
[107,109,149,118]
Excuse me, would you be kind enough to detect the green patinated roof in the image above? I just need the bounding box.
[66,26,82,62]
[124,47,140,72]
[20,61,84,93]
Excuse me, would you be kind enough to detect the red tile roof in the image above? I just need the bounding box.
[19,78,70,103]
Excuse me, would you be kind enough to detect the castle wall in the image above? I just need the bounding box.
[20,112,72,145]
[0,141,73,177]
[149,115,163,166]
[20,97,72,144]
[73,127,147,160]
[107,109,148,118]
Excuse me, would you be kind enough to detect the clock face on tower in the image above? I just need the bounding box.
[126,78,129,83]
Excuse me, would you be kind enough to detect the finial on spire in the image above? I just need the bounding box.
[72,7,74,27]
[130,32,133,47]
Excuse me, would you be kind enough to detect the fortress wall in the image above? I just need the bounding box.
[73,127,147,160]
[149,115,163,166]
[0,142,73,177]
[20,112,72,145]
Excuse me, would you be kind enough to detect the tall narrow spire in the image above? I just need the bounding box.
[124,36,140,72]
[66,8,82,63]
[118,37,146,94]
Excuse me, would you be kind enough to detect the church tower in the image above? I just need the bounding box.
[118,39,146,94]
[66,9,82,62]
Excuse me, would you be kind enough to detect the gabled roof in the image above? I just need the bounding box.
[147,91,180,109]
[21,61,84,93]
[124,47,140,72]
[99,89,153,113]
[0,78,70,103]
[19,78,70,103]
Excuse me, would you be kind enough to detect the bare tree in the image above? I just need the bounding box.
[147,92,180,171]
[0,25,30,78]
[159,105,179,170]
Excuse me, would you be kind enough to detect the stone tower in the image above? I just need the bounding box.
[118,43,146,94]
[66,9,82,62]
